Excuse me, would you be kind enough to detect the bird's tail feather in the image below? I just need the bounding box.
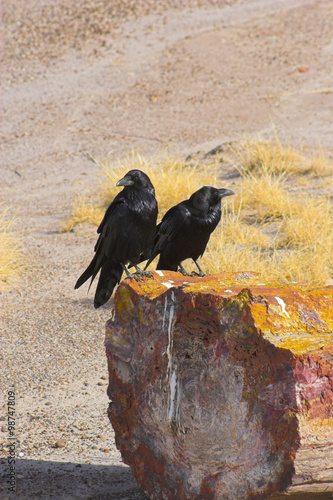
[94,262,123,309]
[75,249,107,291]
[74,258,97,290]
[144,256,153,270]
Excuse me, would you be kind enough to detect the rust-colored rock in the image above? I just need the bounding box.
[105,271,333,500]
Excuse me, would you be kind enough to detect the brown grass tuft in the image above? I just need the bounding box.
[236,134,333,177]
[234,169,291,221]
[61,195,104,232]
[236,134,304,175]
[282,198,332,248]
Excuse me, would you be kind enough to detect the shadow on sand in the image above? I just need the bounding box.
[0,458,149,500]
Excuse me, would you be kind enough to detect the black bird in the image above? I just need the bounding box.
[145,186,234,276]
[75,169,158,308]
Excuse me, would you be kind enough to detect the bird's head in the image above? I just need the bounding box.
[190,186,234,212]
[116,170,155,193]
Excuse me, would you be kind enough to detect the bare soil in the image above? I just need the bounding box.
[1,0,333,498]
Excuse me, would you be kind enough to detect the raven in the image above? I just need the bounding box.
[75,169,158,308]
[145,186,234,276]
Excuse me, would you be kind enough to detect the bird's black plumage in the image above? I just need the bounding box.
[145,186,234,275]
[75,169,158,308]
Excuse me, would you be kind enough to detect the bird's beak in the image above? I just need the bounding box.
[116,175,134,187]
[218,188,234,199]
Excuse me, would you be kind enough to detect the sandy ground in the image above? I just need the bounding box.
[1,0,333,498]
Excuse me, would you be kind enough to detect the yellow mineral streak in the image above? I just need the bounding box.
[115,272,333,355]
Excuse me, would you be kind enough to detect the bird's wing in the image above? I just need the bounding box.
[96,195,126,234]
[95,199,127,250]
[158,206,190,245]
[145,205,190,267]
[88,198,130,282]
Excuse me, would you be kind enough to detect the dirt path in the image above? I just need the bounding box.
[1,0,333,498]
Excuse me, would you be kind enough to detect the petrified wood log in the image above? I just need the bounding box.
[105,272,333,500]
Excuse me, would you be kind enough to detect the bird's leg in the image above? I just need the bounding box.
[133,264,154,280]
[121,263,135,279]
[191,260,205,277]
[121,263,143,282]
[178,263,190,276]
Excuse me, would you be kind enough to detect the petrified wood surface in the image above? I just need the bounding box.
[105,272,333,500]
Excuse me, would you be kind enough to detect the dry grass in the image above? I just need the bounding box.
[64,144,333,286]
[204,223,332,287]
[276,248,331,286]
[0,207,27,284]
[277,198,333,285]
[61,195,105,232]
[203,240,272,277]
[237,134,333,177]
[203,206,276,277]
[282,198,332,248]
[237,135,304,175]
[204,193,333,285]
[307,146,333,177]
[218,217,271,247]
[233,169,292,221]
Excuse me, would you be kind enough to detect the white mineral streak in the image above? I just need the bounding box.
[165,291,181,427]
[167,367,182,426]
[275,296,290,318]
[162,295,168,330]
[162,281,174,289]
[166,291,175,372]
[167,367,177,423]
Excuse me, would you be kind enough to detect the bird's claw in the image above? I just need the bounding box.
[141,270,154,279]
[133,273,144,282]
[133,268,155,281]
[191,271,205,277]
[178,264,190,276]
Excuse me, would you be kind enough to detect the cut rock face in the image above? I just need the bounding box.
[105,271,333,500]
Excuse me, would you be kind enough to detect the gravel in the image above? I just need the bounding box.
[2,0,237,84]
